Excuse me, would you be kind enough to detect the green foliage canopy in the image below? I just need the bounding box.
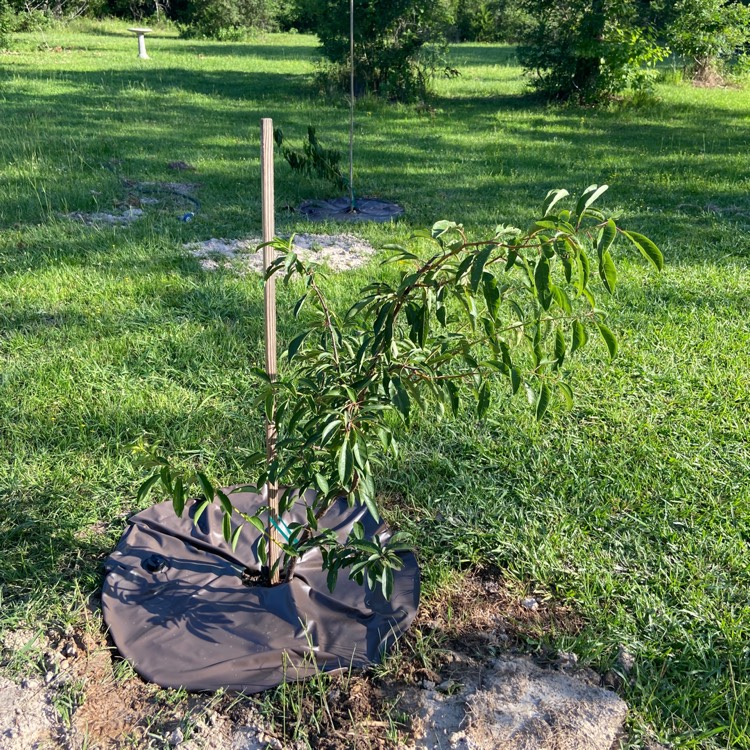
[142,186,662,597]
[517,0,667,102]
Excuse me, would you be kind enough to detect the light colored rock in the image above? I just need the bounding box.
[169,727,185,746]
[408,655,627,750]
[231,726,267,750]
[617,646,635,674]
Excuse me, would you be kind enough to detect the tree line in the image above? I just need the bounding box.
[2,0,749,102]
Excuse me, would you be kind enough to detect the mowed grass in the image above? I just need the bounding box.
[1,20,749,747]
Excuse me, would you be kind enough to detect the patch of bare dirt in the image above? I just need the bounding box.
[414,571,584,662]
[186,233,376,274]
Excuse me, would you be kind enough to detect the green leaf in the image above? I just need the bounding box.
[571,320,588,353]
[597,219,617,258]
[292,293,308,318]
[327,566,339,592]
[196,472,214,504]
[306,505,319,531]
[445,380,459,416]
[244,514,266,534]
[287,330,310,361]
[455,253,474,283]
[257,535,268,566]
[549,284,572,314]
[378,427,392,452]
[470,245,494,293]
[230,525,243,552]
[534,254,551,309]
[222,512,232,543]
[510,367,522,395]
[557,381,574,409]
[352,435,368,471]
[598,250,617,294]
[577,248,591,293]
[381,566,395,601]
[193,498,210,526]
[477,381,491,419]
[159,465,173,494]
[314,472,329,496]
[264,389,274,422]
[338,438,353,487]
[389,377,411,421]
[482,274,501,320]
[505,248,518,271]
[535,382,551,420]
[361,487,380,523]
[320,418,341,445]
[575,184,608,218]
[623,230,664,271]
[431,220,457,239]
[172,476,185,517]
[596,321,618,359]
[217,489,233,516]
[554,328,566,366]
[137,473,161,504]
[543,188,569,215]
[436,286,447,327]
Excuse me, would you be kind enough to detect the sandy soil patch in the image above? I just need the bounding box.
[186,233,376,274]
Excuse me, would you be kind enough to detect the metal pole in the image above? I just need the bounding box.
[349,0,355,211]
[260,118,282,585]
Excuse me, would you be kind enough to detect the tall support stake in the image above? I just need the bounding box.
[261,118,282,584]
[348,0,355,211]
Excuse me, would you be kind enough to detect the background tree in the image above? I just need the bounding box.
[517,0,667,102]
[300,0,453,100]
[666,0,750,81]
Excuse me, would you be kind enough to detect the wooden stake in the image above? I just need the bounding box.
[261,117,282,584]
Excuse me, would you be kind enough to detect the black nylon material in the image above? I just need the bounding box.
[102,489,420,693]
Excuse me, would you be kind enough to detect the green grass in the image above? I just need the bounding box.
[1,20,749,747]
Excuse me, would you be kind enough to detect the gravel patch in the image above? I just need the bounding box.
[186,233,376,274]
[64,208,143,226]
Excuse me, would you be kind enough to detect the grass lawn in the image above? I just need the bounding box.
[1,19,750,748]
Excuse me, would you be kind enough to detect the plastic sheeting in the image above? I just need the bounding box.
[299,198,404,223]
[102,489,420,693]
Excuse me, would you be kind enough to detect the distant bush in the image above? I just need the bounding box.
[305,0,452,101]
[448,0,532,43]
[517,0,667,103]
[667,0,750,82]
[0,0,13,49]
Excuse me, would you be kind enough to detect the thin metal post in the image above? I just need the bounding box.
[261,118,282,584]
[349,0,355,211]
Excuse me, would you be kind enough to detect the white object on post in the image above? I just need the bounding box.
[127,27,152,59]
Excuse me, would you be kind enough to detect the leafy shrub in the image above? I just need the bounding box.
[0,0,13,48]
[274,126,347,193]
[143,185,663,594]
[304,0,452,101]
[449,0,532,43]
[667,0,750,81]
[171,0,283,37]
[517,0,667,103]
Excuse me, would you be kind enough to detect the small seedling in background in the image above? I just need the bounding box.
[274,126,348,193]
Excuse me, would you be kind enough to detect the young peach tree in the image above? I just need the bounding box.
[140,185,662,598]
